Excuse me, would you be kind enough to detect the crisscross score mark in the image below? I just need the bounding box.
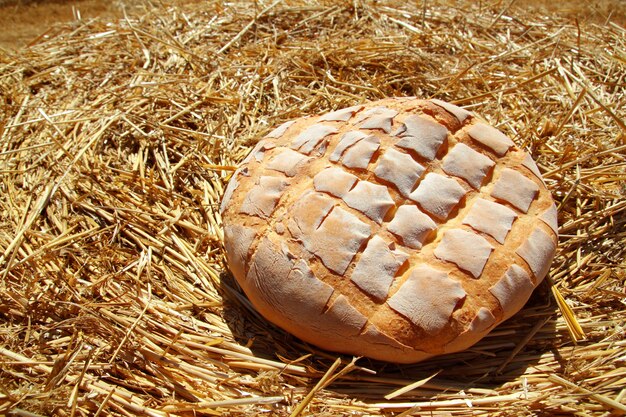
[221,97,558,363]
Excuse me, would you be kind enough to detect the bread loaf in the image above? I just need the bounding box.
[221,97,558,363]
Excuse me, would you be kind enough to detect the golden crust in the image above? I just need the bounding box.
[222,97,558,363]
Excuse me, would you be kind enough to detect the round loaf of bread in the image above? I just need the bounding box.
[221,97,558,363]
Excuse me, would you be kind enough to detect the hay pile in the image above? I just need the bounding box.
[1,1,625,415]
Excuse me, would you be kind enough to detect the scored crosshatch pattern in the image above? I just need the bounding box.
[221,97,558,363]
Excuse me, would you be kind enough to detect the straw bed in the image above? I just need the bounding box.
[1,0,624,415]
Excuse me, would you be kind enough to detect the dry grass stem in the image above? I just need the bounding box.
[1,0,625,415]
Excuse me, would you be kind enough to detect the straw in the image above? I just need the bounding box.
[1,0,625,416]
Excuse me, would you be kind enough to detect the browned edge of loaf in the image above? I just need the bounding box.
[221,97,558,363]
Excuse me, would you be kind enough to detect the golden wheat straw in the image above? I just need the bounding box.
[1,1,625,416]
